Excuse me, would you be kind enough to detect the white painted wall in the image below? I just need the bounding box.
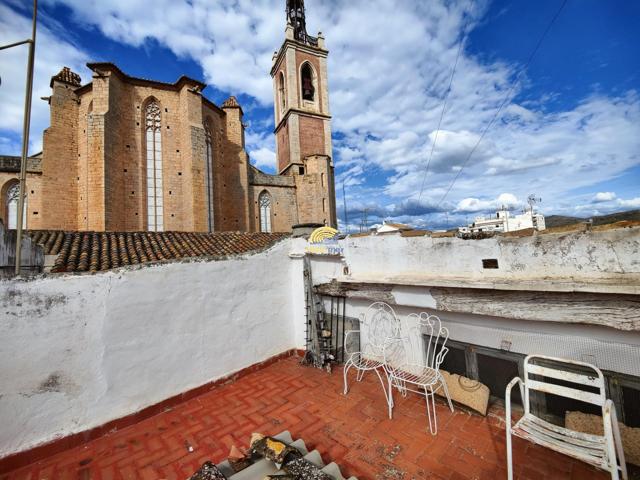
[315,227,640,293]
[303,228,640,376]
[0,240,296,459]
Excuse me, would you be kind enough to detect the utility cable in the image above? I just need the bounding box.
[417,10,469,203]
[436,0,568,209]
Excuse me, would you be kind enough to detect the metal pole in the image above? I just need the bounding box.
[15,0,38,275]
[0,39,31,51]
[342,180,348,234]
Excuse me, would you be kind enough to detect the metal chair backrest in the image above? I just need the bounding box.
[386,313,449,373]
[360,302,400,358]
[522,354,606,416]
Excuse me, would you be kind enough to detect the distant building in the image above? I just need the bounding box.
[0,1,336,233]
[375,221,413,234]
[458,207,546,235]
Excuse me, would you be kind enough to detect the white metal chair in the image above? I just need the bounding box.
[384,313,454,435]
[506,354,627,480]
[343,302,400,411]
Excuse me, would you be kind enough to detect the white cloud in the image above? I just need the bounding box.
[250,147,276,171]
[455,192,520,213]
[2,0,638,226]
[618,197,640,209]
[593,191,616,202]
[0,3,89,154]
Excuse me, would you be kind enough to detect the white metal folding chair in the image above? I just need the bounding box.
[343,302,400,412]
[506,354,627,480]
[384,313,454,435]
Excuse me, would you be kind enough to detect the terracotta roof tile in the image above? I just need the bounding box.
[50,67,81,88]
[27,231,289,273]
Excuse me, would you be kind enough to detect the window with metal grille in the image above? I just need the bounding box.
[6,181,26,229]
[145,101,163,231]
[259,191,272,233]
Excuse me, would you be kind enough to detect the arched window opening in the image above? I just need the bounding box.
[145,100,163,231]
[278,72,286,113]
[259,191,272,233]
[301,63,315,101]
[6,182,26,229]
[204,119,215,232]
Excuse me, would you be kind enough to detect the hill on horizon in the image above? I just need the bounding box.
[545,209,640,228]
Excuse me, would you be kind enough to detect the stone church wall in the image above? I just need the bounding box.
[218,103,251,231]
[40,80,80,230]
[298,115,327,160]
[295,155,335,226]
[250,184,299,233]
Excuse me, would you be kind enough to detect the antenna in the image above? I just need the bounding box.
[527,194,542,214]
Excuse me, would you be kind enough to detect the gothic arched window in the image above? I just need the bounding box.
[5,181,26,229]
[145,100,163,231]
[259,191,272,233]
[204,118,214,232]
[301,63,315,101]
[278,72,286,113]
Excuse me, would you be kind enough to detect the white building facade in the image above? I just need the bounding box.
[459,208,546,235]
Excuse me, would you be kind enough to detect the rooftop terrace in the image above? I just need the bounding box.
[0,356,607,479]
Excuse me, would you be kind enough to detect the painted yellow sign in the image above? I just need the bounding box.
[305,226,343,255]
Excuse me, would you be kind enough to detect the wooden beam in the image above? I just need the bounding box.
[314,280,640,331]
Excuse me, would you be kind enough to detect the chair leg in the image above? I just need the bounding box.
[387,372,394,419]
[613,421,628,480]
[438,373,454,412]
[373,367,393,418]
[343,361,353,395]
[506,421,514,480]
[356,368,365,382]
[424,386,438,435]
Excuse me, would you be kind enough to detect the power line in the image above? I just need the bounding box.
[436,0,568,209]
[417,9,470,203]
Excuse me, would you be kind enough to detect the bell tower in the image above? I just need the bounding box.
[271,0,332,175]
[271,0,336,227]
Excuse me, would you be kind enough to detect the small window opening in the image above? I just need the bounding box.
[482,259,499,269]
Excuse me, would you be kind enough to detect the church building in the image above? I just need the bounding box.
[0,0,336,233]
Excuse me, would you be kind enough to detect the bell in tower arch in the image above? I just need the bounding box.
[301,63,315,101]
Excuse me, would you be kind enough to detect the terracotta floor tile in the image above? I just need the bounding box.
[3,357,610,480]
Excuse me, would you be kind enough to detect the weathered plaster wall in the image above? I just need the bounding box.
[0,240,295,458]
[301,229,640,375]
[312,227,640,293]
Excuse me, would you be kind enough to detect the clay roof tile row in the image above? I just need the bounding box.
[27,231,289,273]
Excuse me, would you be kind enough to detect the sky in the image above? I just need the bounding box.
[1,0,639,231]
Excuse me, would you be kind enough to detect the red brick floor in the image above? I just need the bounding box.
[1,356,609,480]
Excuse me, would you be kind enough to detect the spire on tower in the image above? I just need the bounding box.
[286,0,318,46]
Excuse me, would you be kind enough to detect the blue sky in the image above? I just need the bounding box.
[1,0,639,230]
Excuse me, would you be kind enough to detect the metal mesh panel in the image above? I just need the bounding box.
[443,318,640,378]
